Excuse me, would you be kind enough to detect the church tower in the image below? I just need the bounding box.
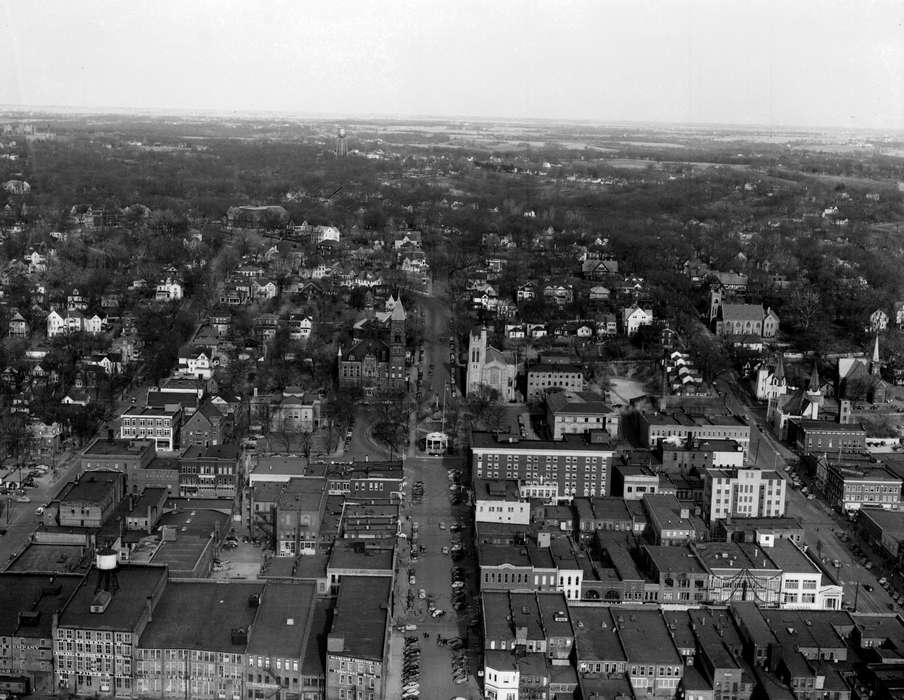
[870,334,883,376]
[389,297,406,387]
[466,326,487,396]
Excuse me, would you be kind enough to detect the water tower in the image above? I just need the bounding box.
[94,544,119,594]
[335,127,348,158]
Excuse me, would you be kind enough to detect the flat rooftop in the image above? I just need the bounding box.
[6,544,90,574]
[0,573,82,638]
[471,432,617,453]
[58,565,168,632]
[612,608,681,665]
[151,508,230,573]
[246,581,317,657]
[327,540,394,573]
[329,576,391,661]
[572,607,626,662]
[82,438,152,456]
[139,581,263,652]
[62,472,121,503]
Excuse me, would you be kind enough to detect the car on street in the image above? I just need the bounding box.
[863,583,874,592]
[409,575,416,585]
[13,495,30,503]
[439,521,446,529]
[418,588,426,599]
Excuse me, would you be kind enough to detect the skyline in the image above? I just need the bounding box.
[1,0,903,131]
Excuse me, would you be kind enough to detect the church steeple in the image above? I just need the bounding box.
[773,354,786,384]
[871,334,882,376]
[807,362,821,394]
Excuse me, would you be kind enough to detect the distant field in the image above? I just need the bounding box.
[617,140,688,149]
[605,158,658,169]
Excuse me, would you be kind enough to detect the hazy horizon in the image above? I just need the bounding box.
[2,0,903,131]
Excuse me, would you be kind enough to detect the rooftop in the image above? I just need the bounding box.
[82,437,153,456]
[58,565,168,632]
[547,390,615,415]
[572,607,626,662]
[329,576,391,661]
[0,573,82,638]
[471,432,618,453]
[613,608,681,665]
[327,540,394,573]
[246,581,317,657]
[139,582,263,652]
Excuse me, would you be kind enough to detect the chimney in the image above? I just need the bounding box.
[107,429,114,442]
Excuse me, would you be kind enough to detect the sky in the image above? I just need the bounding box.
[1,0,903,130]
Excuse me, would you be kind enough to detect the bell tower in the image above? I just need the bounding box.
[389,297,406,387]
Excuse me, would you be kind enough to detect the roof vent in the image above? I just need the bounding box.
[230,627,248,645]
[248,594,260,608]
[90,590,112,614]
[18,610,41,626]
[286,618,295,626]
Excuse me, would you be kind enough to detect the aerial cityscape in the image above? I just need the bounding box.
[1,3,904,700]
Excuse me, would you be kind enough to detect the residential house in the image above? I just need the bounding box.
[7,308,29,338]
[517,282,537,302]
[622,305,654,336]
[177,345,216,380]
[155,278,183,301]
[285,314,313,341]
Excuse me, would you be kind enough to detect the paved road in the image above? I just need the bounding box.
[0,448,83,566]
[714,373,899,613]
[385,455,482,700]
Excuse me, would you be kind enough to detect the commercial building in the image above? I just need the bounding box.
[824,464,902,512]
[326,576,391,700]
[275,478,329,557]
[0,574,81,697]
[134,582,263,700]
[546,390,619,440]
[660,439,745,471]
[475,479,531,525]
[702,467,786,523]
[526,363,585,400]
[471,432,614,501]
[55,565,168,698]
[641,411,750,456]
[789,419,867,455]
[857,507,904,567]
[178,444,240,499]
[119,406,182,452]
[245,582,326,700]
[58,471,125,528]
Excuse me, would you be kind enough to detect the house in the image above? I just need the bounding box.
[7,309,28,338]
[870,308,889,333]
[581,256,619,280]
[253,279,279,300]
[67,288,88,312]
[313,224,341,243]
[285,313,313,341]
[155,278,183,301]
[543,284,574,306]
[595,313,618,337]
[393,229,422,249]
[177,345,216,380]
[588,285,611,302]
[894,301,904,327]
[622,305,653,336]
[516,282,537,302]
[46,309,66,337]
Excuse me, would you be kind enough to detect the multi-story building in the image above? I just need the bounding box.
[80,437,156,478]
[643,494,698,545]
[617,608,684,697]
[475,479,531,525]
[703,467,786,523]
[55,565,168,698]
[178,444,240,499]
[546,390,619,440]
[0,574,82,697]
[119,406,182,452]
[326,576,391,700]
[245,582,326,700]
[58,471,125,528]
[466,326,519,402]
[482,591,575,700]
[660,438,745,472]
[526,363,585,400]
[471,432,614,501]
[134,581,262,700]
[275,478,328,556]
[324,460,404,498]
[824,464,902,512]
[338,301,406,392]
[641,411,751,456]
[789,419,867,455]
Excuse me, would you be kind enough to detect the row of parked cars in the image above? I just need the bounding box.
[401,635,421,698]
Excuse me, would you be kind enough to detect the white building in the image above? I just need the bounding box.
[703,467,786,523]
[155,278,183,301]
[622,305,653,336]
[474,479,531,525]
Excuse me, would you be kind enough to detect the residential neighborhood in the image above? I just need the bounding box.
[1,111,904,700]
